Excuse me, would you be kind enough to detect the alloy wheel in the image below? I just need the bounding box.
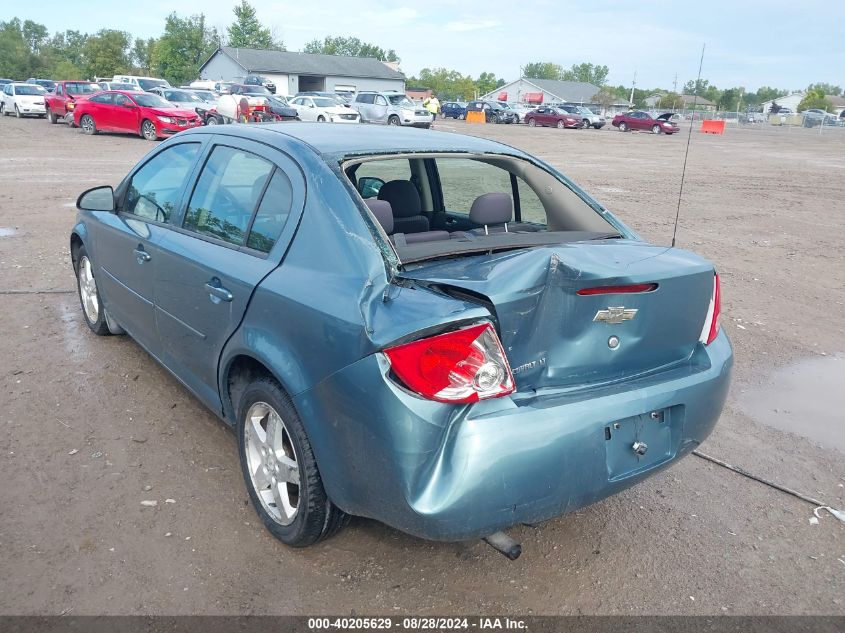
[243,401,301,526]
[77,256,99,324]
[142,120,157,141]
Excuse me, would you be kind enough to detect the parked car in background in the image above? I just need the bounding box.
[245,74,276,94]
[229,84,273,101]
[265,95,300,121]
[441,101,467,119]
[98,81,143,92]
[495,101,523,123]
[186,89,218,104]
[189,80,232,94]
[2,83,47,118]
[0,79,13,88]
[70,123,731,549]
[523,106,580,129]
[612,111,680,134]
[505,102,535,120]
[73,90,201,141]
[112,75,171,92]
[466,100,517,124]
[44,80,100,124]
[352,91,432,127]
[295,91,348,103]
[148,87,209,111]
[26,78,56,92]
[288,95,360,123]
[556,104,606,129]
[801,108,838,127]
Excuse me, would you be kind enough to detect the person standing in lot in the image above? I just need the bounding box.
[423,94,440,122]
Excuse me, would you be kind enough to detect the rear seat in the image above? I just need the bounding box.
[364,199,450,245]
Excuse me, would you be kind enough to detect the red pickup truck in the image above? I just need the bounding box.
[44,81,100,124]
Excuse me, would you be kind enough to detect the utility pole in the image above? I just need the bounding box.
[673,73,678,93]
[629,70,637,107]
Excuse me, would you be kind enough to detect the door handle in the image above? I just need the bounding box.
[133,247,151,263]
[204,279,233,303]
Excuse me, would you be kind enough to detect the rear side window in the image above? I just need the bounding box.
[246,170,293,253]
[183,146,274,246]
[123,143,200,222]
[437,158,512,216]
[356,93,374,104]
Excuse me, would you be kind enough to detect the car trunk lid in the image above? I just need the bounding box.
[399,241,714,391]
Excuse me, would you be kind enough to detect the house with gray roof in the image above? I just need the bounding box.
[199,46,406,96]
[478,77,630,113]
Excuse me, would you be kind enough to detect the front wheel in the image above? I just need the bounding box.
[80,114,97,135]
[141,119,158,141]
[652,124,661,134]
[0,103,5,116]
[618,122,628,132]
[557,120,565,129]
[317,115,326,122]
[237,378,349,547]
[75,248,111,336]
[205,115,220,126]
[47,108,57,124]
[15,105,22,118]
[458,112,465,120]
[527,117,536,127]
[388,115,400,126]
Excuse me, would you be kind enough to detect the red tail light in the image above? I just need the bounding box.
[699,274,721,345]
[577,283,658,296]
[384,323,515,404]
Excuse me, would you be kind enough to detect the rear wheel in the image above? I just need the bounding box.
[80,114,97,135]
[141,119,158,141]
[237,378,349,547]
[74,248,111,336]
[458,112,465,120]
[317,115,326,122]
[47,108,57,124]
[618,121,628,132]
[527,117,536,127]
[557,120,565,129]
[0,103,4,116]
[651,124,661,134]
[206,115,219,125]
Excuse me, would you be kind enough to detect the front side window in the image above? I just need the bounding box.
[183,146,275,246]
[123,143,200,222]
[375,95,387,106]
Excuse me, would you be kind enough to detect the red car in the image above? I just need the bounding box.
[44,81,100,124]
[73,90,201,141]
[612,111,680,134]
[523,106,581,129]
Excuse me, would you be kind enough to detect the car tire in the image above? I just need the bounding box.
[206,115,219,125]
[80,114,97,135]
[74,247,111,336]
[15,105,22,118]
[388,115,400,126]
[527,118,536,127]
[582,119,590,129]
[141,119,158,141]
[557,120,565,129]
[317,115,326,122]
[652,124,661,134]
[618,122,628,132]
[47,108,57,124]
[236,377,349,547]
[458,113,465,120]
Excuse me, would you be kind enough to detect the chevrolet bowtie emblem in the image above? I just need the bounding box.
[594,307,638,324]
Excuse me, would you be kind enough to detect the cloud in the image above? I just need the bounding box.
[445,19,501,32]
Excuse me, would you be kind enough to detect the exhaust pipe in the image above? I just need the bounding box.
[482,531,522,560]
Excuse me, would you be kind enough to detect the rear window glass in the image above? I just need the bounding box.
[247,170,293,253]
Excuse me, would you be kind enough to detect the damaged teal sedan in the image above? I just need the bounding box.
[70,123,732,556]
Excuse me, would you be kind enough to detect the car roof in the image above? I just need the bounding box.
[176,122,528,159]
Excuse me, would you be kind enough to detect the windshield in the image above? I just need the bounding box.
[66,83,98,95]
[165,90,203,103]
[132,93,173,108]
[16,85,46,96]
[388,95,415,108]
[35,80,55,91]
[137,78,169,91]
[312,97,339,108]
[244,85,271,95]
[577,107,593,115]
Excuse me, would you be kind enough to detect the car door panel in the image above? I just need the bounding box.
[152,138,305,406]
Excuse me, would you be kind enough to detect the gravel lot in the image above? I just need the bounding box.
[0,115,843,615]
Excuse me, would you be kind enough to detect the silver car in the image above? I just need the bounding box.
[352,91,433,128]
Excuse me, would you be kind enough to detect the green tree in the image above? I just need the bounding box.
[0,19,34,79]
[22,20,48,55]
[227,0,282,50]
[562,62,609,86]
[798,87,833,112]
[475,71,501,96]
[303,36,398,62]
[153,13,218,85]
[410,67,477,100]
[82,29,131,78]
[523,62,563,80]
[717,87,744,111]
[751,86,788,105]
[132,37,158,75]
[806,82,841,97]
[657,91,684,110]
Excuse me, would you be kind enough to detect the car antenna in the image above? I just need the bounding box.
[671,43,706,248]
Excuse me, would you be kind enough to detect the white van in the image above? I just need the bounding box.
[111,75,171,92]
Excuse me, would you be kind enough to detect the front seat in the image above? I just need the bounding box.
[377,180,430,234]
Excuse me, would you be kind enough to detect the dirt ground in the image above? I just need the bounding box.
[0,115,843,616]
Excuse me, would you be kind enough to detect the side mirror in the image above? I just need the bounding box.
[123,102,137,109]
[358,177,385,199]
[77,186,115,212]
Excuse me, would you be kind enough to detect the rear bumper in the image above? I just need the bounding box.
[296,331,732,541]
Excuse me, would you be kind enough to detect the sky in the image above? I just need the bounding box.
[9,0,843,92]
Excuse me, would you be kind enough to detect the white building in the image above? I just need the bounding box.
[760,92,805,114]
[478,77,629,113]
[199,47,405,97]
